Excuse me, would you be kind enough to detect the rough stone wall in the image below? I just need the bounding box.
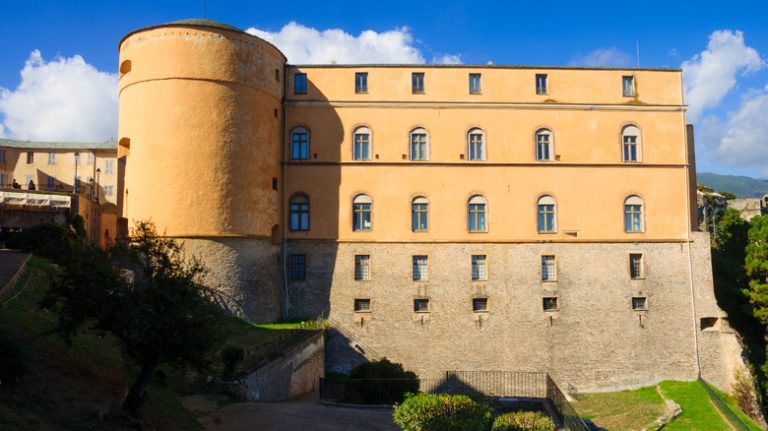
[241,331,324,401]
[286,239,738,392]
[181,238,282,323]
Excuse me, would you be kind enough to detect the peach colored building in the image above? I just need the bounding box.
[117,19,746,392]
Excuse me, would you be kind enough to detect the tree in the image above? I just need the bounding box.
[746,215,768,324]
[42,220,223,415]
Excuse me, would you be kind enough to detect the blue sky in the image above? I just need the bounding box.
[1,0,767,178]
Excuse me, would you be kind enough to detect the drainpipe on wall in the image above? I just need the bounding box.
[683,115,702,378]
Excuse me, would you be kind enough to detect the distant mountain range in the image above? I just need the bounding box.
[697,172,768,198]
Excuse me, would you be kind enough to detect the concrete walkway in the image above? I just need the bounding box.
[199,399,398,431]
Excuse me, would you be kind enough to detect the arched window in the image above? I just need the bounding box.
[411,196,428,232]
[290,127,309,160]
[535,129,553,161]
[410,128,429,161]
[468,195,487,232]
[537,195,556,233]
[353,126,372,161]
[467,128,485,161]
[352,194,372,231]
[622,125,641,162]
[289,194,309,231]
[624,195,644,232]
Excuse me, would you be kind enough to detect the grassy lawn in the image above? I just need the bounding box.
[0,256,321,430]
[574,380,765,431]
[573,385,666,431]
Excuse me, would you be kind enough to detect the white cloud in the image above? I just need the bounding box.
[569,48,633,68]
[682,30,764,122]
[247,22,434,64]
[433,54,462,65]
[716,86,768,177]
[0,50,118,142]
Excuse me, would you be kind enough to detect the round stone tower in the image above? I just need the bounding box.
[118,19,286,322]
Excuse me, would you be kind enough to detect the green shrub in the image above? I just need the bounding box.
[221,345,245,380]
[0,324,28,388]
[345,358,419,404]
[15,223,72,261]
[393,392,493,431]
[491,411,556,431]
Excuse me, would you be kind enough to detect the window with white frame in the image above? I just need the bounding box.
[354,255,370,280]
[411,196,428,232]
[469,73,481,94]
[468,195,487,232]
[541,255,556,281]
[624,195,644,233]
[468,128,485,161]
[87,152,94,165]
[622,75,635,97]
[537,195,557,233]
[622,125,641,162]
[412,255,428,281]
[353,126,371,161]
[104,160,114,174]
[471,255,487,280]
[352,194,372,231]
[536,129,553,161]
[355,72,368,93]
[291,127,310,160]
[289,194,310,231]
[410,128,428,161]
[105,185,114,196]
[48,152,56,165]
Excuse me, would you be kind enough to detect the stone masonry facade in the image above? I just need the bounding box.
[285,232,745,392]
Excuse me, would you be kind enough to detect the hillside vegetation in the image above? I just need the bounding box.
[698,172,768,198]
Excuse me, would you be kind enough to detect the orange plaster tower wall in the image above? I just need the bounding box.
[118,20,286,321]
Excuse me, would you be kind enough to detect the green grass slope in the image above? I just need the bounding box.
[698,172,768,198]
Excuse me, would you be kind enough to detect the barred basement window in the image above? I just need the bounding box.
[412,255,428,281]
[630,253,643,279]
[354,298,371,312]
[472,298,488,312]
[632,297,647,310]
[543,297,559,311]
[414,298,430,313]
[289,254,306,280]
[355,255,370,280]
[471,255,487,280]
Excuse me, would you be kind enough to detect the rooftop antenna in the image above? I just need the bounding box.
[636,41,640,68]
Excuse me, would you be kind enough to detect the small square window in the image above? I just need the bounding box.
[355,255,370,280]
[472,297,488,312]
[355,72,368,93]
[471,255,487,280]
[289,254,306,280]
[414,298,430,313]
[543,297,559,311]
[536,74,548,95]
[632,297,647,310]
[294,73,307,95]
[354,298,371,312]
[541,255,556,281]
[412,255,428,281]
[412,73,425,94]
[469,73,481,94]
[630,253,643,279]
[622,76,635,97]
